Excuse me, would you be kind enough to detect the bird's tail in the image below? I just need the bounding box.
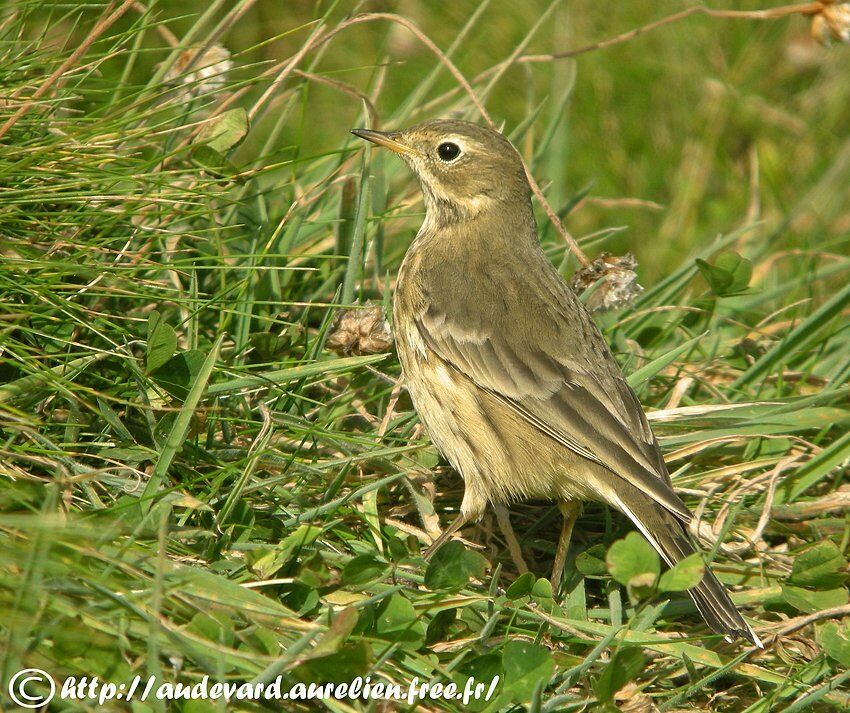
[610,484,762,648]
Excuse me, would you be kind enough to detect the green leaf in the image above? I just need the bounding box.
[342,554,388,586]
[284,583,319,616]
[627,572,657,597]
[96,397,134,441]
[191,144,241,178]
[374,593,426,646]
[789,542,848,590]
[163,567,296,618]
[279,525,324,563]
[98,446,155,464]
[593,647,646,702]
[575,544,608,577]
[312,607,359,657]
[249,331,291,361]
[150,349,205,401]
[658,553,705,592]
[292,642,372,684]
[682,652,700,682]
[455,653,503,711]
[146,311,177,373]
[781,585,848,613]
[196,108,248,152]
[244,626,279,656]
[532,577,554,599]
[696,250,752,296]
[505,571,536,600]
[296,551,332,589]
[531,577,562,615]
[140,334,222,512]
[502,640,554,702]
[186,611,234,647]
[245,550,283,580]
[606,532,660,588]
[424,540,487,591]
[248,525,324,578]
[425,608,456,646]
[818,621,850,667]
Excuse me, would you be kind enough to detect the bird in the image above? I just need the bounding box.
[351,119,761,647]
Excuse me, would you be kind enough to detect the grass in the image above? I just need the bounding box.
[1,1,849,710]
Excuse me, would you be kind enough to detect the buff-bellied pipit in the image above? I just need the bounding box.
[352,119,761,647]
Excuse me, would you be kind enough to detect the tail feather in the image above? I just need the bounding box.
[656,515,762,647]
[610,485,762,648]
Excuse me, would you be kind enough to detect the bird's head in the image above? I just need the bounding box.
[351,119,530,223]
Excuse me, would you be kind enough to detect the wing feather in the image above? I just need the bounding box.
[409,256,691,523]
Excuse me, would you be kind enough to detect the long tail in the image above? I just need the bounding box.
[609,481,762,648]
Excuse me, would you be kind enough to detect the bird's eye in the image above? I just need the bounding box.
[437,142,461,162]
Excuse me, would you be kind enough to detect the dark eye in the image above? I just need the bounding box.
[437,141,461,162]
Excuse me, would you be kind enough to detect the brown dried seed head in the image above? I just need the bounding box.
[326,304,393,356]
[811,2,850,45]
[568,252,644,313]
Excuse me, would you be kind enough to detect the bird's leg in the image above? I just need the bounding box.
[423,513,466,559]
[494,504,529,574]
[551,500,581,596]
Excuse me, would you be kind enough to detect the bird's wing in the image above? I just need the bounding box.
[411,256,691,522]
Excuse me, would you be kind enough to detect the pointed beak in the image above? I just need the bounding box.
[351,128,417,157]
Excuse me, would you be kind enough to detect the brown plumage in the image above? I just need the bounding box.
[351,119,761,647]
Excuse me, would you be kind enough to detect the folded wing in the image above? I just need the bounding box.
[412,257,691,523]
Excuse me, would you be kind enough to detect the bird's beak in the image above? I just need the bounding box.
[351,129,417,157]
